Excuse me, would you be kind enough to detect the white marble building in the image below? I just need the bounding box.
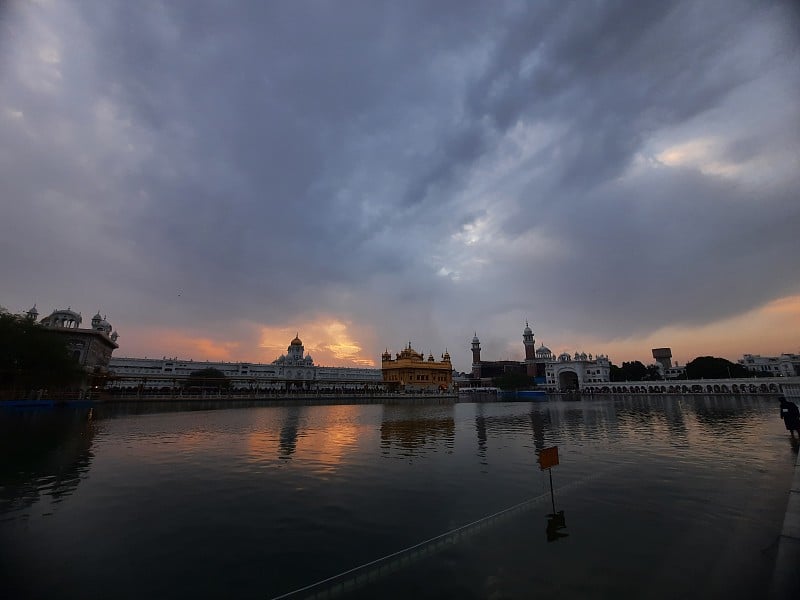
[108,334,381,391]
[738,353,800,377]
[545,351,611,391]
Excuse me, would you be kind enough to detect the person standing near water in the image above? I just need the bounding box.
[779,396,800,437]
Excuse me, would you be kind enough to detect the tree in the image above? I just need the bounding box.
[610,361,649,382]
[685,356,750,379]
[0,312,84,393]
[184,367,230,392]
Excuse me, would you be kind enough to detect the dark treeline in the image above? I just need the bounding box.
[610,356,769,381]
[0,311,84,396]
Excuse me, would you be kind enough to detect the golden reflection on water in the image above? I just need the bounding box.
[245,404,370,470]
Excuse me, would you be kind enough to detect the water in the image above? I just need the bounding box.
[0,396,795,599]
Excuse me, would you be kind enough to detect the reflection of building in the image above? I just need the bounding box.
[29,305,119,372]
[0,408,96,513]
[380,405,455,452]
[738,353,800,377]
[381,344,453,391]
[109,334,381,391]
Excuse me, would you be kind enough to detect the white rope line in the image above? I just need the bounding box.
[268,469,612,600]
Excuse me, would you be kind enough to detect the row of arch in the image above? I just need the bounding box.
[582,382,782,395]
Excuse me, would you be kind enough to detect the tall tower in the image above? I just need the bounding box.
[652,348,672,374]
[523,321,537,377]
[523,321,535,360]
[471,333,481,378]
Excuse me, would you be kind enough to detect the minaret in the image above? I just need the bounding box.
[471,333,481,378]
[523,321,535,360]
[523,321,537,377]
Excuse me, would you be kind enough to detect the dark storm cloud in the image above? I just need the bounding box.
[0,0,798,363]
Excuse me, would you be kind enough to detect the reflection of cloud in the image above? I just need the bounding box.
[291,405,362,469]
[245,432,280,459]
[244,405,365,467]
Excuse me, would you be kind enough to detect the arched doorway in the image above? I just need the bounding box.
[558,370,579,391]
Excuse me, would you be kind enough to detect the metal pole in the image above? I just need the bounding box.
[549,468,555,514]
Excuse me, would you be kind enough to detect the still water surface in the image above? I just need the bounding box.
[0,396,796,599]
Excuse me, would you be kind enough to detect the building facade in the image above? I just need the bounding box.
[30,305,119,373]
[545,352,611,391]
[381,344,453,392]
[467,323,610,391]
[738,353,800,377]
[108,334,381,392]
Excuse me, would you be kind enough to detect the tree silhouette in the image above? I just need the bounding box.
[184,367,230,391]
[685,356,751,379]
[0,312,84,394]
[610,361,649,381]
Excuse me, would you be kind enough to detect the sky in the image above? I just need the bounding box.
[1,0,799,372]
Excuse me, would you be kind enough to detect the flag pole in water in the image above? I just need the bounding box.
[538,445,559,513]
[539,446,568,542]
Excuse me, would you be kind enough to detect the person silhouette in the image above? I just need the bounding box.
[779,396,800,438]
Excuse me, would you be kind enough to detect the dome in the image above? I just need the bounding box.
[536,344,552,356]
[559,352,571,362]
[290,334,303,346]
[42,308,82,328]
[472,333,480,343]
[523,321,533,335]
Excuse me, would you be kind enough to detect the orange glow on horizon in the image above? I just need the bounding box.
[257,317,376,367]
[562,294,800,366]
[118,327,242,361]
[112,295,800,370]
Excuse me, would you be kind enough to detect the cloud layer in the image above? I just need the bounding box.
[2,0,798,370]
